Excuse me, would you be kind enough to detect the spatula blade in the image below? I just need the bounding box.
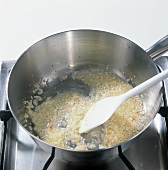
[79,96,122,134]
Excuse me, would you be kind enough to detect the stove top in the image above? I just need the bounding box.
[0,58,168,170]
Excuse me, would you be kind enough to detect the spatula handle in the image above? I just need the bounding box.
[122,69,168,100]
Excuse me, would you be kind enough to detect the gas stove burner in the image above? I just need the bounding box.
[0,58,168,170]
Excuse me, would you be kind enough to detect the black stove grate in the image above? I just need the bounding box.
[42,148,55,170]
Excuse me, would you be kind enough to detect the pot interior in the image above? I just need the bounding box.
[7,30,162,154]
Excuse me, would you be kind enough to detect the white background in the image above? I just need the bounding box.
[0,0,168,61]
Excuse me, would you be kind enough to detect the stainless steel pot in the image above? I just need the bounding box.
[7,30,168,162]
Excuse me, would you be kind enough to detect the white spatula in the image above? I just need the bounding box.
[79,69,168,134]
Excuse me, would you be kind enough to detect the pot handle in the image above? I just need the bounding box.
[146,35,168,59]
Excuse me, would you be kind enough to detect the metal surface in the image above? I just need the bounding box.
[0,59,168,169]
[0,61,15,169]
[6,30,166,160]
